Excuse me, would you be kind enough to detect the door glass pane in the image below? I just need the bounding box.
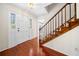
[11,13,16,29]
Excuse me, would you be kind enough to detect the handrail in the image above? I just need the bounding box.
[39,3,70,30]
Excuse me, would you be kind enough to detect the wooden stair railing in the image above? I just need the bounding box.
[39,3,79,44]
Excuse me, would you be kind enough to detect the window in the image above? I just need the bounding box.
[29,18,32,28]
[10,13,16,29]
[11,13,16,24]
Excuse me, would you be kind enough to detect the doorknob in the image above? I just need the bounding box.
[17,28,20,32]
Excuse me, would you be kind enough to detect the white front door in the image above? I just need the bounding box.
[8,12,17,48]
[8,12,33,47]
[16,14,31,44]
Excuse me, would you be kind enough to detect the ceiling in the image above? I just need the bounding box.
[12,3,52,18]
[12,3,58,28]
[11,3,58,28]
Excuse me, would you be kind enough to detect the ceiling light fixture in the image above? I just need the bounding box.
[28,3,34,8]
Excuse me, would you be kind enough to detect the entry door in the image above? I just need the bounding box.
[8,12,17,48]
[16,14,31,44]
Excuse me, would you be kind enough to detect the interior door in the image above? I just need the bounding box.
[16,14,30,44]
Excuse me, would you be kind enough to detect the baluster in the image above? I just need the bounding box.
[49,21,50,35]
[43,26,44,41]
[48,22,50,40]
[61,10,63,27]
[69,4,71,21]
[46,25,48,36]
[47,21,49,34]
[74,3,76,20]
[48,22,50,39]
[47,22,49,40]
[69,4,71,29]
[52,19,53,34]
[55,15,57,31]
[60,11,62,30]
[39,30,40,43]
[54,17,56,35]
[41,29,42,42]
[58,13,60,31]
[50,20,51,34]
[46,24,48,40]
[44,26,45,39]
[65,6,67,27]
[50,21,52,39]
[45,25,47,41]
[47,23,49,40]
[55,16,56,35]
[40,30,42,43]
[47,24,48,35]
[53,18,55,35]
[51,20,53,34]
[50,21,51,35]
[45,26,46,41]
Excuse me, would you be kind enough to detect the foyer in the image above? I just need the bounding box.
[0,3,79,56]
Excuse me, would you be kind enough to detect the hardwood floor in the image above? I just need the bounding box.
[0,37,39,56]
[0,37,67,56]
[40,46,67,56]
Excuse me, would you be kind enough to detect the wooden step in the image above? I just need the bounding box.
[60,27,69,33]
[68,19,79,28]
[55,31,63,36]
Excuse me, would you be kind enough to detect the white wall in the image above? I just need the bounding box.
[0,4,38,51]
[0,4,8,51]
[43,26,79,56]
[41,3,66,27]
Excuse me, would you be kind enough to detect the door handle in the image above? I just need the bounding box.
[17,28,20,32]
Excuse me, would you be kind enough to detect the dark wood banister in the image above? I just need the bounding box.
[39,3,70,30]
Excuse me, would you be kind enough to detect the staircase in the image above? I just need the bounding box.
[39,3,79,44]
